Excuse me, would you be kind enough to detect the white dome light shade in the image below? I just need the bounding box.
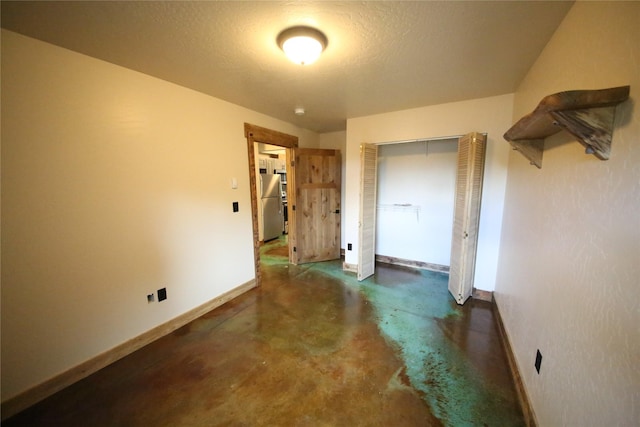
[277,26,327,65]
[282,36,323,65]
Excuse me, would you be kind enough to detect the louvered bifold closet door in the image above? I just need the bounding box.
[448,132,486,304]
[358,143,378,281]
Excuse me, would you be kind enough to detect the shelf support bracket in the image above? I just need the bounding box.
[509,139,544,169]
[549,106,617,160]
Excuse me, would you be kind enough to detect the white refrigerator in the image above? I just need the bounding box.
[260,173,283,241]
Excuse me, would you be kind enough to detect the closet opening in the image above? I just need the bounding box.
[358,132,487,304]
[376,137,458,272]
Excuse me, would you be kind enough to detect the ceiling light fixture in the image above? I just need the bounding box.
[277,26,328,65]
[294,107,305,116]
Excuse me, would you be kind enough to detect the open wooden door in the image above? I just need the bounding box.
[290,148,341,264]
[358,143,378,281]
[449,132,486,304]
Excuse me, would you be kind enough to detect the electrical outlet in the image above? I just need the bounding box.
[147,293,155,303]
[347,243,352,251]
[158,288,167,302]
[535,349,542,374]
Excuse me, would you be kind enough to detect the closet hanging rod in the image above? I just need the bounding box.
[375,132,487,146]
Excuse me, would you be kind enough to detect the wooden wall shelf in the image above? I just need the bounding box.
[504,86,630,168]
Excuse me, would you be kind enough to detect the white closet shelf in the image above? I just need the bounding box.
[377,204,421,220]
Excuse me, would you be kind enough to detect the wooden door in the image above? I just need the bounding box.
[449,132,486,305]
[358,143,378,281]
[290,148,341,264]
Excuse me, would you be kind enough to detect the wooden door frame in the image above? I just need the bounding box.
[244,123,298,286]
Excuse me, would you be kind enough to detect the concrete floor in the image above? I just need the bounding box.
[5,236,525,426]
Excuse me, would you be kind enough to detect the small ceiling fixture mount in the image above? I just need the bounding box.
[277,26,328,65]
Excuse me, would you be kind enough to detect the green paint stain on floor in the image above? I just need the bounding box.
[261,237,524,426]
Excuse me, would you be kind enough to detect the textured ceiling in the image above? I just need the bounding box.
[1,1,573,133]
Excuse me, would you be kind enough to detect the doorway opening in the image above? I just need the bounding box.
[244,123,298,286]
[376,137,458,270]
[358,132,486,304]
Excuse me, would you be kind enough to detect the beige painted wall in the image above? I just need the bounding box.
[344,94,514,291]
[494,2,639,425]
[1,30,318,401]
